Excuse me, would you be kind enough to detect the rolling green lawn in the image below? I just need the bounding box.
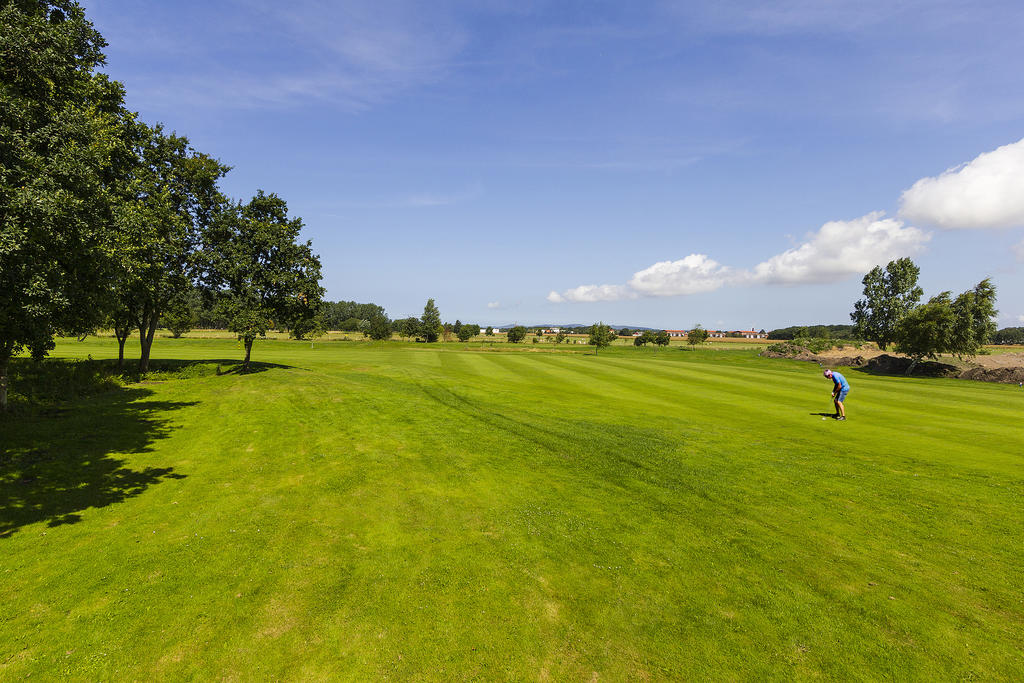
[2,338,1023,680]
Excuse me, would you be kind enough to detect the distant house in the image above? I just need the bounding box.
[666,330,687,337]
[707,330,726,338]
[734,330,767,339]
[543,328,561,334]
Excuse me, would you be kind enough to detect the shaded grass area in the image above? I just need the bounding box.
[1,338,1023,679]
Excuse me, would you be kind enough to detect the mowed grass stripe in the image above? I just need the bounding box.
[3,339,1023,679]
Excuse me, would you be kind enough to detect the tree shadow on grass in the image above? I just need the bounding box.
[124,358,294,379]
[0,384,195,539]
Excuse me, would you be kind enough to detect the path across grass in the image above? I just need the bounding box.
[2,338,1022,679]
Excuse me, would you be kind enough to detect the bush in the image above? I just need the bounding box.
[791,337,863,354]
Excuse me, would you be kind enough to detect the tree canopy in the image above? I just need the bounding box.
[506,326,527,343]
[113,123,228,371]
[1,0,132,408]
[588,322,615,352]
[203,191,324,371]
[420,299,442,343]
[851,258,923,350]
[895,279,997,374]
[688,326,709,345]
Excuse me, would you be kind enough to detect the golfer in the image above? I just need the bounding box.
[823,369,849,420]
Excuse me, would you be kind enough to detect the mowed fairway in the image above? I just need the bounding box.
[2,339,1023,680]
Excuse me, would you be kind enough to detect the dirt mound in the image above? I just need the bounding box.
[760,344,818,361]
[958,366,1024,384]
[866,354,959,377]
[760,344,867,367]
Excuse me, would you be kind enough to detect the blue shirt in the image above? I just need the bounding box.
[831,371,850,390]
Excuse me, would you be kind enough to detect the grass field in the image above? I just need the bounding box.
[2,337,1023,679]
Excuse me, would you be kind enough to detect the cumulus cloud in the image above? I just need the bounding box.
[548,213,930,303]
[750,212,930,285]
[627,254,733,296]
[899,138,1024,229]
[546,284,634,303]
[547,255,732,303]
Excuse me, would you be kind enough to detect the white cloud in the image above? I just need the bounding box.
[899,138,1024,229]
[548,213,930,304]
[486,301,501,309]
[628,254,732,296]
[547,254,731,303]
[750,212,930,285]
[547,284,634,303]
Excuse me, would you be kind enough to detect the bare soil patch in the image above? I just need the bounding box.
[763,344,1024,384]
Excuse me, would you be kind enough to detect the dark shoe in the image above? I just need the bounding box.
[836,416,846,421]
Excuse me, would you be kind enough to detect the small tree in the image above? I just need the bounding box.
[420,299,442,342]
[634,330,654,346]
[555,331,567,344]
[367,314,392,341]
[485,326,494,336]
[396,317,420,339]
[654,330,671,347]
[688,326,709,346]
[852,258,923,350]
[457,326,475,342]
[507,326,527,343]
[203,191,323,372]
[589,322,615,353]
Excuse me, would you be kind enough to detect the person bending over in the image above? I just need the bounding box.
[824,369,849,421]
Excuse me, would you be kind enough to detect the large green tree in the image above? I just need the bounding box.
[203,191,324,371]
[896,279,997,375]
[851,258,923,350]
[894,293,956,375]
[113,123,228,372]
[420,299,442,342]
[1,0,131,409]
[688,326,709,346]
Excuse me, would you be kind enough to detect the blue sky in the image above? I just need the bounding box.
[84,0,1024,329]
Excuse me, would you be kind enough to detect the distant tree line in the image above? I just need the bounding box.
[992,327,1024,345]
[768,325,859,340]
[1,2,323,410]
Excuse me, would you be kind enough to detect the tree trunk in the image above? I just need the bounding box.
[115,326,129,370]
[906,357,919,375]
[138,308,159,373]
[0,356,9,413]
[243,337,254,373]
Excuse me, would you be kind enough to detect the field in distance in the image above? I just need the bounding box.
[2,337,1022,679]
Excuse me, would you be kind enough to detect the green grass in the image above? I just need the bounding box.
[2,338,1023,679]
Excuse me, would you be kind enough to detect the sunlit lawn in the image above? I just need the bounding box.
[2,337,1022,679]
